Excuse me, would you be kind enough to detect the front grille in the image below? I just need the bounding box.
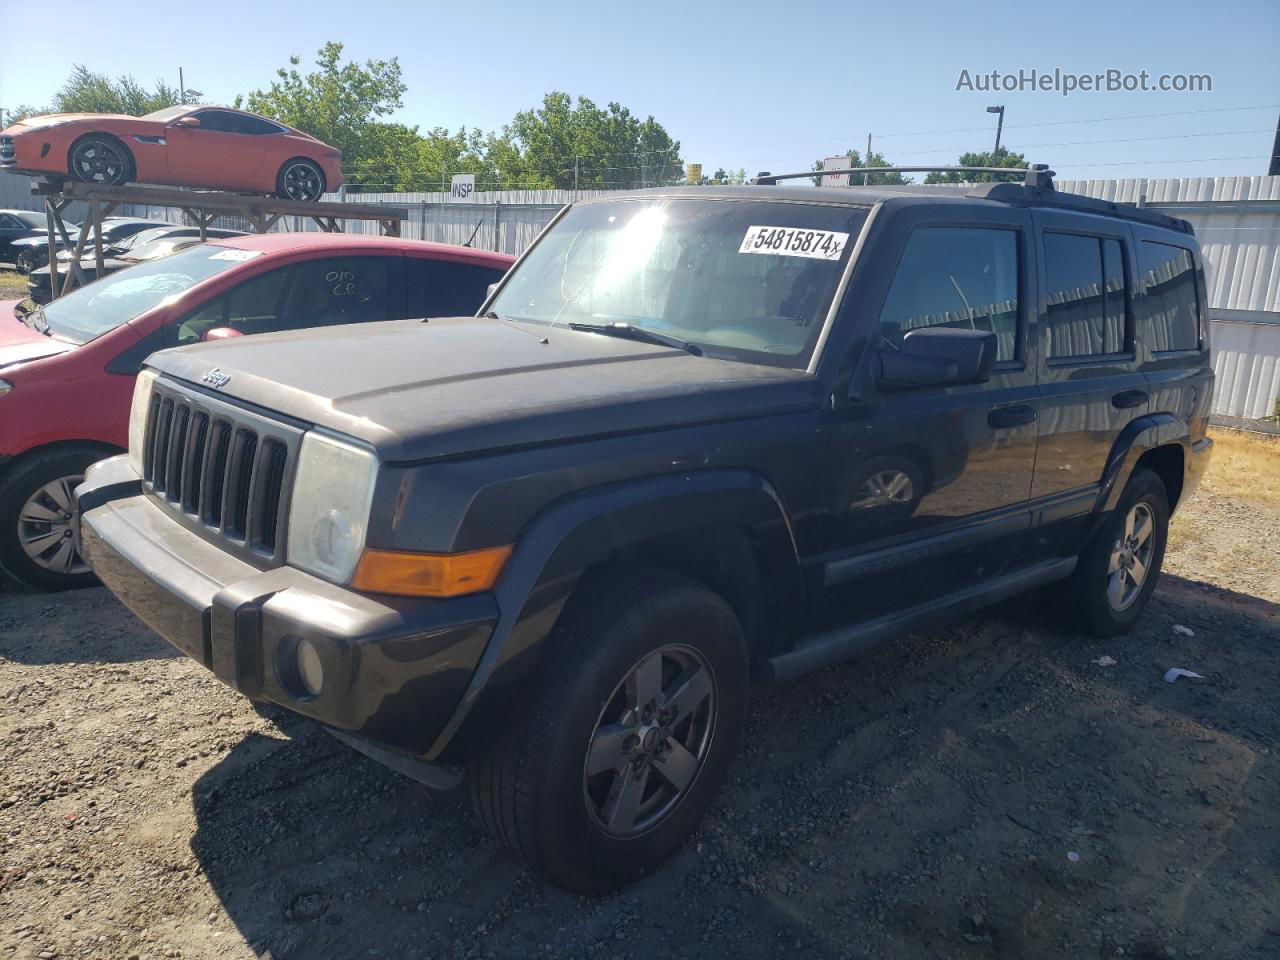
[0,137,15,165]
[142,381,300,564]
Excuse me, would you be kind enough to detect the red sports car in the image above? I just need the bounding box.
[0,105,343,202]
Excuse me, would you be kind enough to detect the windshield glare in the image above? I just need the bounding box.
[489,198,865,367]
[40,245,246,343]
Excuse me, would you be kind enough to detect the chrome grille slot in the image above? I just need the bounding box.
[139,380,301,566]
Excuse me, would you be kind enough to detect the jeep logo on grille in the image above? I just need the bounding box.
[201,368,231,388]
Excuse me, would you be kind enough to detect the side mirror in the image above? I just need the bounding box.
[202,327,243,341]
[876,328,998,389]
[485,282,499,300]
[173,116,201,128]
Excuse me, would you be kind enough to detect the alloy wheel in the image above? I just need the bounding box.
[18,475,89,575]
[583,644,717,838]
[1106,501,1155,612]
[70,139,128,185]
[281,162,323,201]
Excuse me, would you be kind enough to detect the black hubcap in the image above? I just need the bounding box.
[583,644,716,838]
[72,141,125,184]
[283,163,322,200]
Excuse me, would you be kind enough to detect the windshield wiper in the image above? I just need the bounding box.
[567,321,701,356]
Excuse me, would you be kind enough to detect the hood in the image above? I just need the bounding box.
[149,317,821,462]
[10,234,50,247]
[0,307,74,369]
[6,113,135,132]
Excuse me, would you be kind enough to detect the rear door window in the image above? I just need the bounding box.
[1043,232,1130,359]
[877,226,1021,362]
[277,256,395,330]
[407,257,508,317]
[1140,241,1201,352]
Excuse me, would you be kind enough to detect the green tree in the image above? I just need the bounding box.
[810,149,910,186]
[47,65,181,116]
[505,92,683,190]
[239,42,406,188]
[924,148,1027,183]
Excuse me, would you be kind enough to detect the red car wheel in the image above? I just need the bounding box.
[276,159,326,202]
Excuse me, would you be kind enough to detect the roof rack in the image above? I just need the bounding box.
[751,164,1056,190]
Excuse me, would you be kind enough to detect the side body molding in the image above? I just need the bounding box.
[425,469,803,759]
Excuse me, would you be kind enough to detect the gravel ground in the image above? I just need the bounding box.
[2,484,1277,960]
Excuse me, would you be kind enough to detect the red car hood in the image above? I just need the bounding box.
[0,303,74,369]
[5,113,136,133]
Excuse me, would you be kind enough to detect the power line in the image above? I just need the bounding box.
[729,102,1280,150]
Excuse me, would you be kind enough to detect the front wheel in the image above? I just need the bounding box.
[1058,467,1169,637]
[68,135,134,186]
[276,159,326,202]
[0,446,107,591]
[468,570,748,894]
[15,249,39,274]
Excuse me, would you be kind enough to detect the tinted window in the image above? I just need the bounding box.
[408,258,506,317]
[0,214,22,229]
[192,110,252,134]
[228,113,283,135]
[175,267,292,344]
[279,256,393,330]
[1044,232,1129,359]
[1141,242,1200,351]
[877,227,1020,362]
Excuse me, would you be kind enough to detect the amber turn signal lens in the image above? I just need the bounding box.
[350,545,513,597]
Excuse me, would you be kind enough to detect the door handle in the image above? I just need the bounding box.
[1112,389,1148,409]
[987,404,1038,429]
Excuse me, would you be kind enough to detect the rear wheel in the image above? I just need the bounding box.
[0,446,108,591]
[68,135,134,186]
[276,159,325,202]
[15,249,39,274]
[1058,467,1169,637]
[468,570,748,894]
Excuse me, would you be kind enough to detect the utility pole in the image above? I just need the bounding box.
[573,156,579,197]
[864,133,872,185]
[179,68,185,105]
[1269,111,1280,176]
[987,105,1005,160]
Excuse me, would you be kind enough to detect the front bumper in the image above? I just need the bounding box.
[75,455,497,763]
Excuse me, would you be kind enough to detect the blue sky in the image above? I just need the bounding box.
[1,0,1277,183]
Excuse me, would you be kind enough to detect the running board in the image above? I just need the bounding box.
[765,557,1077,685]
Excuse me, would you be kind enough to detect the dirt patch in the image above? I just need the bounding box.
[2,471,1278,959]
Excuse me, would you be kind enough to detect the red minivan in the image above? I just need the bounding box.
[0,233,513,590]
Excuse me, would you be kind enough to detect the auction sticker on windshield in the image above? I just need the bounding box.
[739,225,849,261]
[209,249,264,261]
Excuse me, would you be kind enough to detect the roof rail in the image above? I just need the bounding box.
[752,163,1055,189]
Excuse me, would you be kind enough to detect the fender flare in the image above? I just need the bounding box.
[424,469,803,759]
[1095,412,1189,513]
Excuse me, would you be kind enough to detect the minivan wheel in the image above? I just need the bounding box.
[0,446,107,591]
[1058,467,1169,637]
[468,569,748,894]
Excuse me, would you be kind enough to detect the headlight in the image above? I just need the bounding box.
[286,431,377,584]
[127,369,157,476]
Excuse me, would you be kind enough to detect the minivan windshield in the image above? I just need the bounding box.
[488,197,866,368]
[39,245,252,344]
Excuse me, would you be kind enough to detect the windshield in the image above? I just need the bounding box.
[123,237,199,261]
[488,198,865,368]
[40,245,251,343]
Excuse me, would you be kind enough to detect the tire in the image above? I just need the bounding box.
[1058,467,1169,637]
[468,568,749,894]
[15,249,37,274]
[67,135,134,187]
[276,159,326,202]
[0,446,109,591]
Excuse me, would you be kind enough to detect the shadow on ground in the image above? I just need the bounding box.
[186,574,1280,960]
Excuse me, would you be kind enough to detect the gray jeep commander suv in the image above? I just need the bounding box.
[75,165,1213,893]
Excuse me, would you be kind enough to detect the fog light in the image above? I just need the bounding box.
[296,639,324,697]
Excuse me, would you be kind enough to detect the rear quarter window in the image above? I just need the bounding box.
[407,258,507,318]
[1140,241,1201,352]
